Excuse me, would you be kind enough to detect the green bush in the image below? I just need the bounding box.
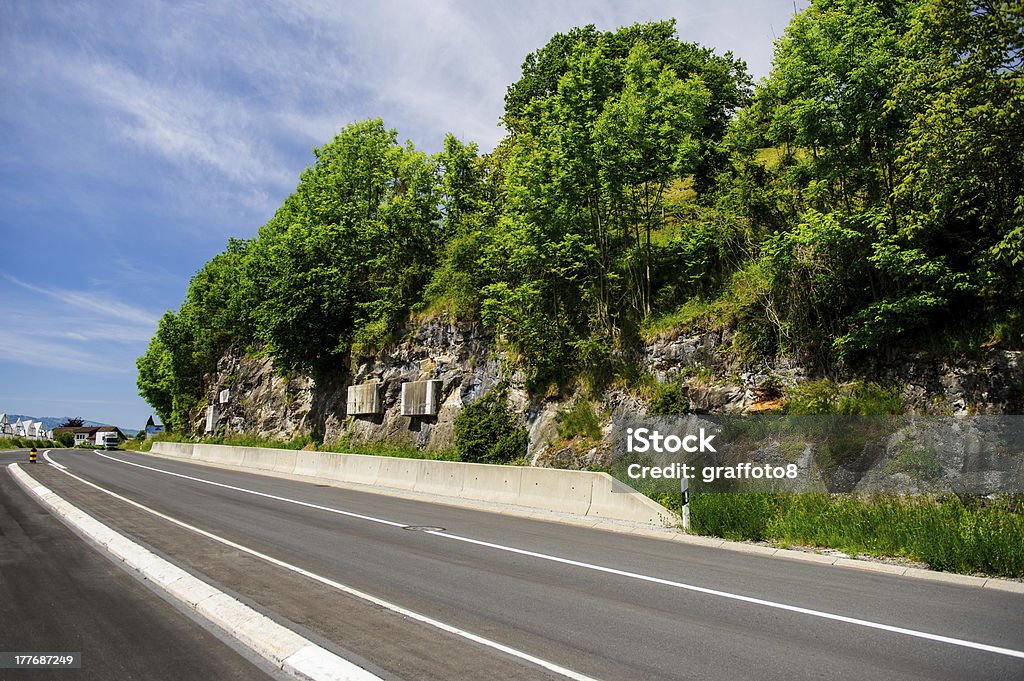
[555,399,604,441]
[454,388,529,464]
[648,380,690,416]
[883,443,943,481]
[785,379,904,415]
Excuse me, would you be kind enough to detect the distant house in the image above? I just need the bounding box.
[145,416,165,439]
[0,414,12,436]
[53,426,126,446]
[13,418,29,438]
[53,426,92,446]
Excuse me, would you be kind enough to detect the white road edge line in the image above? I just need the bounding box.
[424,532,1024,660]
[6,463,382,681]
[43,451,67,470]
[45,453,604,681]
[91,450,1024,662]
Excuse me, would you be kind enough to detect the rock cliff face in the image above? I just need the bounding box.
[199,319,1024,469]
[338,321,508,450]
[200,320,513,450]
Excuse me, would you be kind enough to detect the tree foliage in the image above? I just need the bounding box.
[138,8,1023,432]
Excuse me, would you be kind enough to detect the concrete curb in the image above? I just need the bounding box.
[137,449,1024,593]
[7,462,383,681]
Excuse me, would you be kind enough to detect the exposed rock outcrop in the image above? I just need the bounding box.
[199,319,1024,469]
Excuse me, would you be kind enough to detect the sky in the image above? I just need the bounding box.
[0,0,807,430]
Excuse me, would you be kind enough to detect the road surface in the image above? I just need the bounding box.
[0,449,276,680]
[4,447,1023,680]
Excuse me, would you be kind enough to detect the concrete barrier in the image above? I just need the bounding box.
[153,441,196,459]
[459,465,523,507]
[293,451,321,478]
[588,475,676,526]
[517,466,592,516]
[150,442,677,528]
[375,457,420,491]
[336,455,382,487]
[413,459,467,497]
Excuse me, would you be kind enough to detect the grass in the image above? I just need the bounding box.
[641,262,771,343]
[320,437,460,461]
[679,491,1024,578]
[784,379,904,416]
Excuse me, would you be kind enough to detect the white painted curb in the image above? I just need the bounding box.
[7,463,383,681]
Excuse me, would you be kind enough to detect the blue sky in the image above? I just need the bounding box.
[0,0,805,430]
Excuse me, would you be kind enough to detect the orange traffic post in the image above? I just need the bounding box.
[29,447,37,463]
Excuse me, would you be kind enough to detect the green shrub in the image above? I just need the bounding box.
[883,443,943,481]
[454,388,529,464]
[785,379,904,415]
[555,399,603,441]
[648,380,690,416]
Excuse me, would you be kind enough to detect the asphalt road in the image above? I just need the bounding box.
[0,449,276,681]
[8,448,1024,680]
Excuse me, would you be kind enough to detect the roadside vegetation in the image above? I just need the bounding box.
[683,491,1024,578]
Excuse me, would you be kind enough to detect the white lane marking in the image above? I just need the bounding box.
[43,451,67,470]
[8,463,382,681]
[79,450,1024,662]
[91,450,406,529]
[45,459,602,681]
[424,532,1024,660]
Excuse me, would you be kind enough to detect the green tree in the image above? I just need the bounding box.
[136,334,175,430]
[596,42,710,314]
[486,21,748,382]
[249,119,441,371]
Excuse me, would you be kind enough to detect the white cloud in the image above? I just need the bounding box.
[0,275,159,375]
[5,275,159,327]
[0,329,133,374]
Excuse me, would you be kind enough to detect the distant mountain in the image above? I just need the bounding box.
[2,414,138,436]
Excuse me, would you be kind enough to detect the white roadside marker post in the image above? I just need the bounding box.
[681,472,690,530]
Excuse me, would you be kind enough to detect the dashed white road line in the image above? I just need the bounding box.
[78,451,1024,662]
